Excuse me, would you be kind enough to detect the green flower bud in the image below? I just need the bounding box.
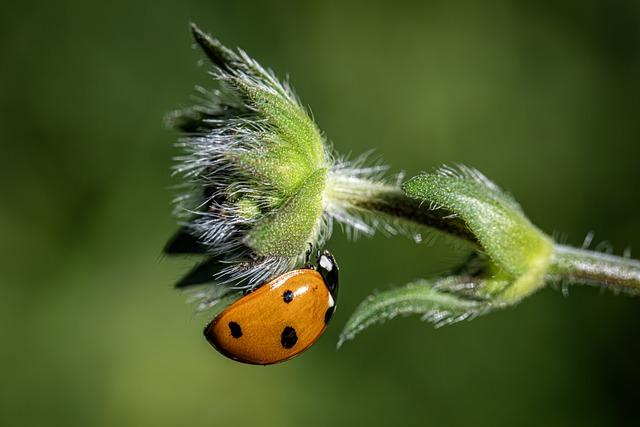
[166,24,400,308]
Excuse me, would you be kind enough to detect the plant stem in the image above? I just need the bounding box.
[325,176,477,243]
[357,186,478,242]
[546,244,640,295]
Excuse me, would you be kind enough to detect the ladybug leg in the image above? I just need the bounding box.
[317,250,339,299]
[304,242,314,269]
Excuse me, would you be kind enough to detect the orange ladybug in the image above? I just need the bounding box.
[204,251,339,365]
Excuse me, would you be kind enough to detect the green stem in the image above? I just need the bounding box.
[547,244,640,295]
[356,186,478,243]
[325,177,477,243]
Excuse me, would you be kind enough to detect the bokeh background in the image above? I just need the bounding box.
[2,1,639,426]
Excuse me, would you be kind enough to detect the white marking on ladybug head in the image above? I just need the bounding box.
[319,255,333,271]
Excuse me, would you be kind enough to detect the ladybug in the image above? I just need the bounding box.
[204,250,339,365]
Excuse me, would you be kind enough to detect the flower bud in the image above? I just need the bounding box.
[166,25,393,305]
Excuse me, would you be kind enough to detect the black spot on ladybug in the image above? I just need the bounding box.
[281,326,298,348]
[324,306,335,324]
[283,290,294,303]
[228,321,242,338]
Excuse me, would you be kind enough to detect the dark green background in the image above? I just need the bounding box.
[2,1,639,426]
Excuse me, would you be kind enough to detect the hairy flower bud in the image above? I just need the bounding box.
[165,24,395,309]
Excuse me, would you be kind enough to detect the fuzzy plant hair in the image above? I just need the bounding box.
[166,24,640,343]
[165,24,411,310]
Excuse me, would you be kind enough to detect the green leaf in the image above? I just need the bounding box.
[403,168,554,302]
[338,278,488,348]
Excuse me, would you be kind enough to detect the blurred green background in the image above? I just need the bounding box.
[1,1,639,426]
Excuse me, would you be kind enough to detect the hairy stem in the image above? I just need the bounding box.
[547,245,640,295]
[355,187,478,242]
[325,176,477,243]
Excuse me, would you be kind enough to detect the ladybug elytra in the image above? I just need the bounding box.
[204,251,339,365]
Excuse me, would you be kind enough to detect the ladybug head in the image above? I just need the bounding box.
[317,250,339,299]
